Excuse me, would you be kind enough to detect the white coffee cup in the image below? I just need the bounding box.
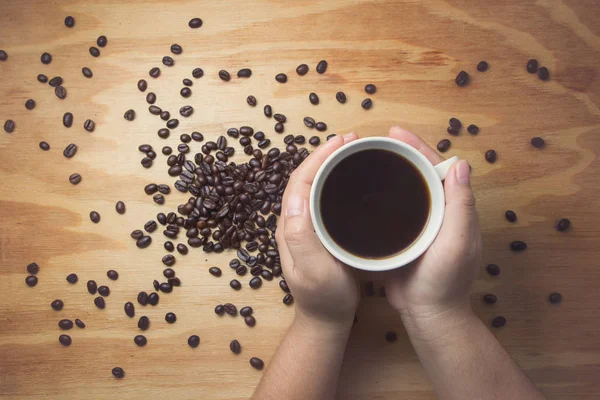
[309,137,458,272]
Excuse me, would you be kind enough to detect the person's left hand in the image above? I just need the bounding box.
[276,133,360,327]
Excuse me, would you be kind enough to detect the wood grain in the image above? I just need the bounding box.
[1,0,599,399]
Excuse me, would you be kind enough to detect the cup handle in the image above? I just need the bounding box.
[434,156,459,180]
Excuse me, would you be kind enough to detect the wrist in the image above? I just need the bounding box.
[400,304,477,345]
[293,308,353,341]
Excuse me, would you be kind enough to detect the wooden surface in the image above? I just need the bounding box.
[1,0,599,398]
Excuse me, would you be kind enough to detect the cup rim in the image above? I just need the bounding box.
[309,137,445,272]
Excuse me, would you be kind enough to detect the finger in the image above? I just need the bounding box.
[388,126,444,165]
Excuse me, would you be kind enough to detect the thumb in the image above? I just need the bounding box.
[281,193,325,255]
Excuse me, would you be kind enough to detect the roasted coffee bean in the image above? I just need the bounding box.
[484,294,497,304]
[165,312,177,323]
[279,280,290,294]
[39,141,50,151]
[134,335,147,346]
[283,134,294,144]
[240,306,253,317]
[549,292,562,304]
[531,137,545,148]
[163,268,175,279]
[237,68,252,78]
[249,276,262,289]
[510,241,527,251]
[98,285,110,296]
[84,119,95,132]
[283,293,294,305]
[138,79,147,92]
[97,35,107,47]
[168,43,182,55]
[257,139,270,149]
[137,292,148,306]
[335,91,347,104]
[55,86,67,99]
[75,319,85,329]
[296,64,309,75]
[27,262,39,274]
[244,316,256,327]
[180,87,192,98]
[274,113,286,123]
[162,254,176,266]
[157,128,170,139]
[138,316,150,330]
[527,59,538,73]
[308,136,320,146]
[37,74,48,83]
[25,276,38,287]
[247,95,257,107]
[538,67,550,81]
[112,367,124,379]
[183,78,193,87]
[223,303,237,316]
[176,243,188,255]
[250,357,264,370]
[90,211,100,223]
[215,304,225,315]
[87,280,98,294]
[455,70,469,86]
[361,98,373,110]
[230,279,242,290]
[467,124,479,134]
[505,210,517,222]
[556,218,570,232]
[449,118,461,128]
[477,61,489,72]
[136,235,152,248]
[192,67,204,78]
[219,70,231,81]
[294,135,306,144]
[82,67,93,78]
[236,265,248,276]
[41,52,52,64]
[59,319,74,330]
[146,92,156,104]
[274,122,284,133]
[153,194,165,204]
[89,47,100,57]
[229,259,241,269]
[59,334,72,346]
[125,302,135,317]
[437,139,451,153]
[165,118,178,129]
[303,116,316,129]
[69,173,82,185]
[188,334,200,348]
[113,201,126,215]
[315,122,327,132]
[485,150,497,163]
[486,264,500,276]
[180,105,194,117]
[383,331,397,342]
[447,126,460,136]
[25,99,36,110]
[123,109,136,121]
[149,67,160,78]
[365,84,377,94]
[48,75,62,86]
[230,340,241,354]
[189,18,203,28]
[316,60,328,74]
[94,296,105,309]
[309,92,319,105]
[491,316,506,328]
[144,183,158,195]
[144,220,157,233]
[240,126,254,137]
[275,73,287,83]
[209,267,222,277]
[64,16,75,27]
[51,299,64,311]
[148,292,159,306]
[162,56,174,66]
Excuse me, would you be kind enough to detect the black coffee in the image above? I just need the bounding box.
[320,149,430,259]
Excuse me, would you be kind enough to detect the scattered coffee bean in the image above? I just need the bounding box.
[361,98,373,110]
[90,211,100,223]
[39,141,50,151]
[192,67,204,78]
[491,316,506,328]
[308,136,320,146]
[114,201,126,215]
[107,270,119,281]
[477,61,488,72]
[125,302,135,318]
[484,294,497,304]
[296,64,309,75]
[124,109,136,121]
[274,122,284,133]
[59,334,72,346]
[250,357,264,370]
[112,367,124,379]
[527,59,538,74]
[97,35,107,47]
[316,60,328,74]
[188,335,200,348]
[98,285,110,297]
[137,292,148,306]
[0,50,7,61]
[215,304,225,315]
[27,262,39,274]
[230,339,241,354]
[25,275,38,287]
[64,16,75,27]
[247,95,257,107]
[549,292,562,304]
[485,149,497,163]
[62,112,74,128]
[153,194,165,204]
[149,67,160,78]
[219,70,231,81]
[455,70,469,86]
[510,241,527,251]
[162,254,176,266]
[87,280,98,295]
[180,105,194,117]
[447,126,460,136]
[335,91,346,104]
[505,210,517,222]
[365,84,376,94]
[538,67,550,81]
[263,104,272,118]
[309,92,319,105]
[244,316,256,327]
[165,312,177,323]
[162,56,174,67]
[66,273,78,283]
[94,296,105,309]
[283,293,294,305]
[25,99,36,110]
[315,122,327,132]
[237,68,252,78]
[467,124,479,134]
[59,319,74,330]
[84,119,95,132]
[148,292,159,306]
[303,117,316,129]
[449,118,462,128]
[556,218,570,232]
[82,67,93,78]
[138,316,150,330]
[486,264,500,276]
[136,236,152,248]
[230,279,242,290]
[89,47,100,57]
[240,306,253,317]
[137,79,147,92]
[183,78,192,87]
[64,143,77,158]
[279,280,290,293]
[223,303,237,316]
[37,74,48,83]
[53,85,67,100]
[531,137,545,148]
[51,299,64,311]
[41,52,52,64]
[134,335,147,346]
[275,73,287,83]
[189,18,203,28]
[180,87,192,97]
[385,331,397,342]
[209,267,222,277]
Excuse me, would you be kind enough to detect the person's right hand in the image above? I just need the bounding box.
[384,127,482,320]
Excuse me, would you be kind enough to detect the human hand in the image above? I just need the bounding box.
[276,133,361,328]
[384,127,482,319]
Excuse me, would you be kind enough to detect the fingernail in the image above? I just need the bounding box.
[343,132,355,142]
[456,160,471,185]
[286,193,304,217]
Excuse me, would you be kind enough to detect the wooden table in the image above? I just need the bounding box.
[1,0,599,398]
